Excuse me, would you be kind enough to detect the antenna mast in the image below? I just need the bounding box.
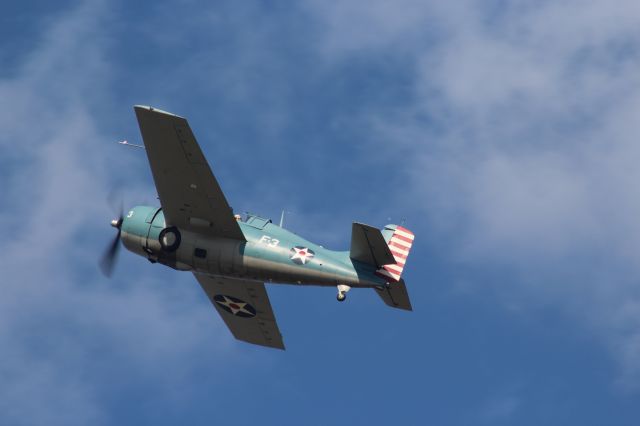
[118,140,145,149]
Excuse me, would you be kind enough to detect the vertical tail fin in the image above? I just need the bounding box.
[375,225,414,282]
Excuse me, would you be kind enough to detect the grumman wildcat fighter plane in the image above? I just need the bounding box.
[101,106,414,349]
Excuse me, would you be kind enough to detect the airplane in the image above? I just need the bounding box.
[101,106,414,350]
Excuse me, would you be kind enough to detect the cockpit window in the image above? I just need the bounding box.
[244,215,272,230]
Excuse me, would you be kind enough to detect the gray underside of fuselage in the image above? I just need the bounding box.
[123,229,376,288]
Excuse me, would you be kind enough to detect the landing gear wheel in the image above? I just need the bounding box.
[336,284,351,303]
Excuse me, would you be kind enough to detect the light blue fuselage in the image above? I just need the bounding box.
[120,206,386,289]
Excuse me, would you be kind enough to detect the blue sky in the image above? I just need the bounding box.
[2,0,640,424]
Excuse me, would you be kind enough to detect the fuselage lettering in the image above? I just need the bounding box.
[259,235,280,247]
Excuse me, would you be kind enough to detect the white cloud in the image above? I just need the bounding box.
[306,0,640,387]
[0,2,237,424]
[303,0,437,54]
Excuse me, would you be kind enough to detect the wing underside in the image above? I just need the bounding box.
[193,273,284,350]
[134,106,245,241]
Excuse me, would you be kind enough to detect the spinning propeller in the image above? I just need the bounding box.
[100,199,124,277]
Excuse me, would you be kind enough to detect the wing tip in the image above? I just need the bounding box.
[133,105,184,118]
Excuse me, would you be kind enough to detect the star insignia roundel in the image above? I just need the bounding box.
[213,295,257,318]
[290,246,315,265]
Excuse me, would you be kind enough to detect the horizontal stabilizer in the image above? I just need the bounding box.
[374,279,412,311]
[350,222,396,267]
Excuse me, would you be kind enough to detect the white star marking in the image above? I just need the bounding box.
[215,296,255,316]
[290,247,315,265]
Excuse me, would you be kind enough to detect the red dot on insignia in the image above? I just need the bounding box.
[229,303,239,309]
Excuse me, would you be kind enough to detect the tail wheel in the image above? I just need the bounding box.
[159,227,181,252]
[336,284,350,302]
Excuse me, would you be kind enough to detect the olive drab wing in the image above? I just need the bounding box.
[134,106,245,241]
[135,106,275,348]
[194,274,284,349]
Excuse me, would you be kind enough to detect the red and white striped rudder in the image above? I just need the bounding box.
[375,225,414,282]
